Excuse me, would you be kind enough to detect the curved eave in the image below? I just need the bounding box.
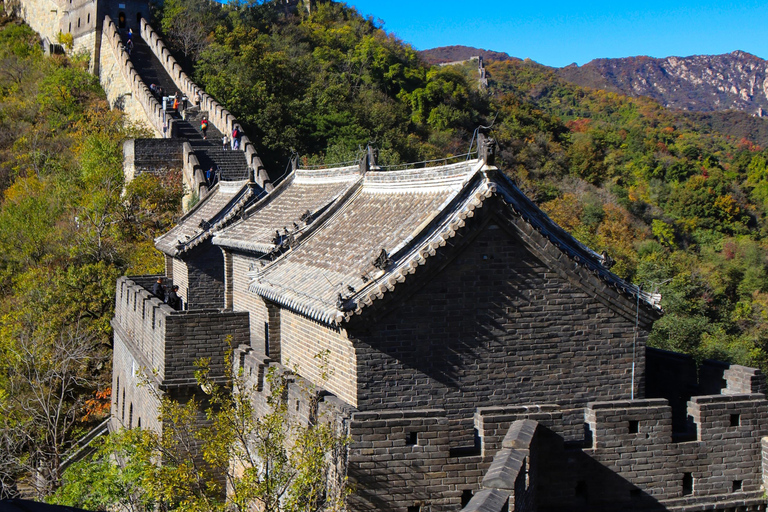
[158,186,255,258]
[212,236,275,254]
[249,282,343,325]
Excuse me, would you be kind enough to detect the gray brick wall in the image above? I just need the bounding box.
[280,309,357,407]
[351,220,647,441]
[232,254,268,351]
[181,244,226,310]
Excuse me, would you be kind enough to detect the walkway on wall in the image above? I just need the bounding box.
[125,32,249,181]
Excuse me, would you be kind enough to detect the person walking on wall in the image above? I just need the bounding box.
[222,134,229,150]
[232,125,240,150]
[201,117,208,139]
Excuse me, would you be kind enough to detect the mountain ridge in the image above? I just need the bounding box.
[420,46,768,117]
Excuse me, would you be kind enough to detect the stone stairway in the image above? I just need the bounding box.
[123,32,249,182]
[190,140,250,181]
[127,32,178,98]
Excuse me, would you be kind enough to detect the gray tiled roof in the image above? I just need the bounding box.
[248,160,483,324]
[243,159,661,326]
[155,180,260,257]
[212,165,362,254]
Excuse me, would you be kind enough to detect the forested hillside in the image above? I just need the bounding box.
[557,51,768,115]
[486,58,768,368]
[0,15,181,495]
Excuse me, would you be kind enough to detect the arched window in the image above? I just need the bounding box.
[118,12,126,29]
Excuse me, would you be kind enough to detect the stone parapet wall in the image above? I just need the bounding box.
[123,138,184,182]
[111,330,162,433]
[139,18,270,188]
[113,275,250,387]
[181,142,208,200]
[582,395,768,510]
[60,0,97,41]
[100,16,164,136]
[723,365,765,395]
[347,408,490,511]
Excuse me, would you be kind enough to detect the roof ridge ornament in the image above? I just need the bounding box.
[373,248,391,271]
[478,132,496,166]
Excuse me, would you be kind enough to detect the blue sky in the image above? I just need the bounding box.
[342,1,768,68]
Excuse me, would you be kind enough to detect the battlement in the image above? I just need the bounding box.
[112,276,250,387]
[460,385,768,512]
[138,19,269,187]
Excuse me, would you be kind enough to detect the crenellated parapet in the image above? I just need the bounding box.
[100,16,164,135]
[457,390,768,512]
[112,275,250,388]
[138,18,270,188]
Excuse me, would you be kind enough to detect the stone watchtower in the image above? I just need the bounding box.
[10,0,149,70]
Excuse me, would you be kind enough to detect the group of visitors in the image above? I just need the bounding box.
[152,277,182,311]
[149,83,165,98]
[124,28,133,55]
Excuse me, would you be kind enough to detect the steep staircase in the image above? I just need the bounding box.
[123,31,249,182]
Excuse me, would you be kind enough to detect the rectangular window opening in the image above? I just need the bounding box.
[628,420,639,434]
[682,472,693,496]
[730,413,740,427]
[406,432,418,446]
[448,429,482,458]
[732,480,742,492]
[461,490,473,507]
[407,506,421,512]
[264,321,270,356]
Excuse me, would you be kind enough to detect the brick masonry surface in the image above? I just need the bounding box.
[111,276,250,432]
[351,216,647,438]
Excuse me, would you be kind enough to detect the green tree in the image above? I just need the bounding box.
[53,359,349,512]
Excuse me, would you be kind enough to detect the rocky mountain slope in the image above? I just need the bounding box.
[418,45,519,65]
[421,47,768,117]
[556,51,768,115]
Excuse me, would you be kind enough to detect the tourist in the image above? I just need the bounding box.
[206,167,214,185]
[222,134,229,150]
[166,285,182,310]
[201,117,208,139]
[152,277,166,301]
[232,125,240,150]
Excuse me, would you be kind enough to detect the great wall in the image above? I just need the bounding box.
[7,1,768,511]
